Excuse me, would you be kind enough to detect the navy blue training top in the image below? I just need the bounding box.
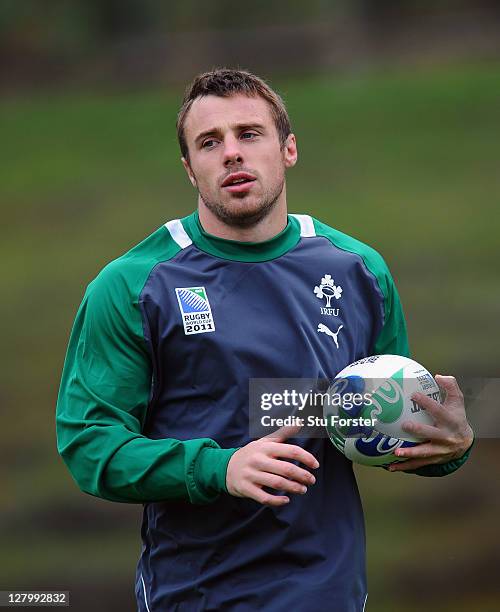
[57,211,412,612]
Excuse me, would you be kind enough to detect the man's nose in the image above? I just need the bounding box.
[223,136,243,167]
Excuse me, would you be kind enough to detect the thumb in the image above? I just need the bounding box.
[264,423,303,442]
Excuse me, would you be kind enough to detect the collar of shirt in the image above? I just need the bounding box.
[180,210,301,262]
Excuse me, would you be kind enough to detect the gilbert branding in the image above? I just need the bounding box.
[175,287,215,335]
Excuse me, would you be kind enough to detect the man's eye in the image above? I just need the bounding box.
[202,139,217,149]
[241,132,256,140]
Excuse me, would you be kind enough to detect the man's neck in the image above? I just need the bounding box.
[197,197,288,243]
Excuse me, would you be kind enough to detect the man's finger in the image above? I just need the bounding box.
[400,421,441,440]
[265,441,319,469]
[250,484,290,507]
[258,456,317,485]
[257,471,309,495]
[265,423,303,442]
[394,442,448,460]
[410,392,445,421]
[388,456,442,472]
[435,374,464,402]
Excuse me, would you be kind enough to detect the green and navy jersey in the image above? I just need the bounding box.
[56,211,471,612]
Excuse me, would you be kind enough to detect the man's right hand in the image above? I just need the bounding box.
[225,426,319,507]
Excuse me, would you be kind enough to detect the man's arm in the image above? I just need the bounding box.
[56,263,317,506]
[373,268,473,476]
[56,264,237,505]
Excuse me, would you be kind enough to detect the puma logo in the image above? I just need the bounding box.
[317,323,344,349]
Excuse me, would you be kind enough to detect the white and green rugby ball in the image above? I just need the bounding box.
[324,354,440,466]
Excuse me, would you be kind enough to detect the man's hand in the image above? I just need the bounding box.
[226,426,319,506]
[389,375,474,472]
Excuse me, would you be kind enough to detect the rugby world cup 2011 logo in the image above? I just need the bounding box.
[175,287,215,336]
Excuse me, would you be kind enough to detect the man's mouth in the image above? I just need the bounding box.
[221,172,257,193]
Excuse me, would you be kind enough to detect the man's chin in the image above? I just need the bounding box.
[203,197,276,229]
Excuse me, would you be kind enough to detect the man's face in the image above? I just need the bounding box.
[181,93,297,228]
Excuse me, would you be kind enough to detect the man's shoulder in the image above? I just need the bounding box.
[301,214,390,276]
[87,223,182,303]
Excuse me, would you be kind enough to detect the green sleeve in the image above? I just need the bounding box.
[372,268,409,358]
[56,258,237,504]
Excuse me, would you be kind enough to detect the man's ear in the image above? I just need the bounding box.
[181,157,197,188]
[283,133,298,169]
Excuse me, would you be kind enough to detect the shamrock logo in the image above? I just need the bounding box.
[314,274,343,307]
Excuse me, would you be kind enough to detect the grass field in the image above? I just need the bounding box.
[1,62,499,610]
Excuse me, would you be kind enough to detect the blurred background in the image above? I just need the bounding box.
[1,1,499,610]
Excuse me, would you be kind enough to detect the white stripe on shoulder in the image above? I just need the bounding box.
[290,213,316,237]
[164,219,193,249]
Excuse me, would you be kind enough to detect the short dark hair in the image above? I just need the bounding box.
[177,68,292,160]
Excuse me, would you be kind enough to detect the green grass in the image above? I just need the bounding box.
[1,63,499,610]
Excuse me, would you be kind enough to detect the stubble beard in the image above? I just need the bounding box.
[197,173,286,229]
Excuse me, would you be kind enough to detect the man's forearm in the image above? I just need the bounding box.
[58,421,237,504]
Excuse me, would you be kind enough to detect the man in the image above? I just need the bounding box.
[56,68,473,611]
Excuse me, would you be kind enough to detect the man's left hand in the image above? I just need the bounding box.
[389,374,474,472]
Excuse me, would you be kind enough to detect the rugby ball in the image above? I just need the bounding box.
[324,354,440,466]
